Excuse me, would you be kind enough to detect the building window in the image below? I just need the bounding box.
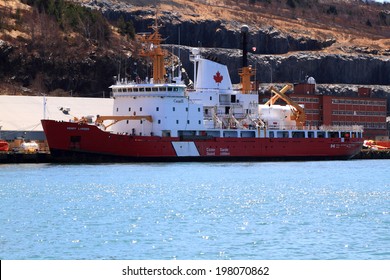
[158,120,161,124]
[198,108,201,112]
[176,120,179,124]
[156,107,159,111]
[173,107,175,111]
[210,96,212,101]
[186,107,188,112]
[198,120,201,124]
[187,120,190,124]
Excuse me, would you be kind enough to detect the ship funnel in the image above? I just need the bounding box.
[241,25,249,68]
[239,25,254,94]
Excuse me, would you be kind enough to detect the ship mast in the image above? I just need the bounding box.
[138,15,166,83]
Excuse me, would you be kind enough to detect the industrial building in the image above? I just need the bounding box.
[290,84,388,140]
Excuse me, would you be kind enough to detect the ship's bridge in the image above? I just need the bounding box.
[110,83,186,98]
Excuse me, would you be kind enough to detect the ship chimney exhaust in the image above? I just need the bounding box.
[241,25,249,68]
[239,25,254,94]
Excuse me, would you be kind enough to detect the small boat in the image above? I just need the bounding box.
[363,140,390,150]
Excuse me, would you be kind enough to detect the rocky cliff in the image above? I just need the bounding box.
[0,0,389,97]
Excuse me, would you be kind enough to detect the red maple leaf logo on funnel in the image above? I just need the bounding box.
[213,71,223,84]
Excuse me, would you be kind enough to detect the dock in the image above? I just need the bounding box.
[0,152,52,164]
[352,150,390,160]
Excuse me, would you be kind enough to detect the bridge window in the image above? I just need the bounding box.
[277,131,289,138]
[292,131,305,138]
[317,131,326,138]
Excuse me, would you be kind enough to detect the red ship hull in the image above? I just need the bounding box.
[42,120,363,162]
[0,140,9,152]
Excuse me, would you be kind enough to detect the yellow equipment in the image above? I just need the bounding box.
[266,84,306,129]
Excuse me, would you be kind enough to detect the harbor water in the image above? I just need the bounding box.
[1,160,389,260]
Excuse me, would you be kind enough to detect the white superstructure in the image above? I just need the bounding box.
[109,48,261,138]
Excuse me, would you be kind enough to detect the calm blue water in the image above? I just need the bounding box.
[0,160,389,260]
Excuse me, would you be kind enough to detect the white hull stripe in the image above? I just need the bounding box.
[172,142,200,157]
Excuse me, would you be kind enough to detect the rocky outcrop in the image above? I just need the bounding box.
[0,42,121,95]
[1,1,389,98]
[175,46,390,86]
[0,40,13,79]
[93,5,390,84]
[98,7,335,54]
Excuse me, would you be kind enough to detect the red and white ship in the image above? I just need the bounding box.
[42,22,363,162]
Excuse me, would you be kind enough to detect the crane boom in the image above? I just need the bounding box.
[95,115,153,130]
[266,84,306,129]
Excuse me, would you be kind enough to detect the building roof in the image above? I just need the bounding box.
[0,95,113,132]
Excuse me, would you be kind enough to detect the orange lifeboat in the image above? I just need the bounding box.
[0,140,9,152]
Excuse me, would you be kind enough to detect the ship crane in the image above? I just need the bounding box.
[95,115,153,131]
[265,84,306,129]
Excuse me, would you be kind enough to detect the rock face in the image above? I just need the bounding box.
[0,40,13,78]
[102,9,335,54]
[0,40,119,95]
[176,46,390,86]
[98,7,390,86]
[1,3,389,98]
